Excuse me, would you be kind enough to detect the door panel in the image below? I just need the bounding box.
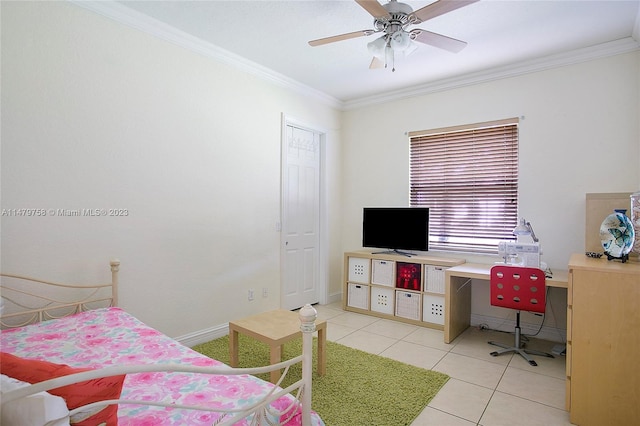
[282,124,320,310]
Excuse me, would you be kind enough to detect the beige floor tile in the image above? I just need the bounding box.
[403,326,455,352]
[335,329,397,354]
[380,340,448,370]
[322,301,343,310]
[451,329,513,365]
[497,367,566,409]
[433,352,507,389]
[312,303,344,321]
[324,321,357,342]
[480,391,572,425]
[428,378,494,423]
[456,328,566,376]
[327,311,380,329]
[361,318,418,339]
[411,406,475,425]
[507,343,566,379]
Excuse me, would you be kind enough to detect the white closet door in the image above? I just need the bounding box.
[281,124,320,310]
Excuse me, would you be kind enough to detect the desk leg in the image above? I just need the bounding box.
[269,344,283,384]
[317,326,326,376]
[229,327,239,368]
[445,276,472,343]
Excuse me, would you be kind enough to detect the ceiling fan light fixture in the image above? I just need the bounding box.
[389,30,410,51]
[367,35,388,59]
[403,40,418,56]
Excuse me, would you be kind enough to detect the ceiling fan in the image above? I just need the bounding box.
[308,0,478,71]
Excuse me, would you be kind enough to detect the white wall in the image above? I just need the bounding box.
[341,51,640,337]
[0,1,342,338]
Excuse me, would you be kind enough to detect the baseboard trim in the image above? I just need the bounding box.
[175,297,345,347]
[470,313,566,343]
[175,323,229,348]
[327,291,342,306]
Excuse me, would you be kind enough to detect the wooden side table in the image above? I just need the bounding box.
[228,309,327,384]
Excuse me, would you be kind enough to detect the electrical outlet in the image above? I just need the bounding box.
[262,287,268,298]
[248,289,254,301]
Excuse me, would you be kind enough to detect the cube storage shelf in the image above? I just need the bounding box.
[343,251,465,329]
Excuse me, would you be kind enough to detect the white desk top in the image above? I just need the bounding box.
[446,263,568,288]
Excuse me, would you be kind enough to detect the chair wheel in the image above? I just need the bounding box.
[490,352,498,357]
[528,360,538,366]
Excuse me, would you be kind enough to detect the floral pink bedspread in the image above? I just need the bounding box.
[0,307,324,425]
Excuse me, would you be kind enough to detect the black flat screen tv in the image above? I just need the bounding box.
[362,207,429,256]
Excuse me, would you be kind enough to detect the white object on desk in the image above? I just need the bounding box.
[497,241,540,267]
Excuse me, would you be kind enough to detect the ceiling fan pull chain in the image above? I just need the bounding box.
[392,49,396,72]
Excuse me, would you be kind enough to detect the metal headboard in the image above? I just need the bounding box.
[0,260,119,328]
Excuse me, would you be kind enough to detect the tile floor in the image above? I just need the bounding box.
[314,302,572,426]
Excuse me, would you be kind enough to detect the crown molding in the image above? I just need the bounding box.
[70,1,343,110]
[343,37,640,110]
[71,1,638,112]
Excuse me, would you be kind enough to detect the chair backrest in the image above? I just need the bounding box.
[490,265,546,313]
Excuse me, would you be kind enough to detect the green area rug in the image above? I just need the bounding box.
[193,335,449,426]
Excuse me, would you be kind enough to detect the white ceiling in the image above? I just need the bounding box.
[107,0,640,105]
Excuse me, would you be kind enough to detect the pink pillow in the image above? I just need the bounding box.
[0,352,124,426]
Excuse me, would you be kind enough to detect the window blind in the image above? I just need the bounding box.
[409,118,519,253]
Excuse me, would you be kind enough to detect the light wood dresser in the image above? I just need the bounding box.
[566,253,640,425]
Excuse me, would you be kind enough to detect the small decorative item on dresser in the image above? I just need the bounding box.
[599,209,635,263]
[631,191,640,256]
[585,251,603,258]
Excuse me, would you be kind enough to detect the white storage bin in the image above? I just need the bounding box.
[348,257,370,283]
[423,294,445,325]
[424,266,447,294]
[371,286,394,315]
[395,290,421,321]
[347,283,369,310]
[371,260,395,287]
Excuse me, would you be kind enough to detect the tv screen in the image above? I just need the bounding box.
[362,207,429,255]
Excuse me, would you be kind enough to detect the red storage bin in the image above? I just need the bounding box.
[396,262,421,291]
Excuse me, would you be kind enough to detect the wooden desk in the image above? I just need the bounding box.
[228,309,327,383]
[444,263,568,343]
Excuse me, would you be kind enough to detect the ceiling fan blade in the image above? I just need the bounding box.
[412,30,467,53]
[369,56,385,69]
[355,0,391,19]
[411,29,467,53]
[413,0,478,23]
[309,30,374,47]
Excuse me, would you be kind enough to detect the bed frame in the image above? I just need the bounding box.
[0,260,120,327]
[0,260,317,426]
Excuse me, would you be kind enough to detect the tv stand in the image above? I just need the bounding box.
[372,249,415,257]
[343,251,465,330]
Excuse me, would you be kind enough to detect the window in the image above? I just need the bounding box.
[409,118,519,254]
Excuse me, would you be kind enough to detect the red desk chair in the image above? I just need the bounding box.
[488,265,554,366]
